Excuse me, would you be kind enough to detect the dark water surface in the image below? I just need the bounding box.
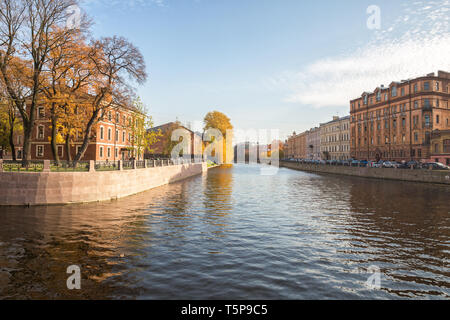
[0,165,449,299]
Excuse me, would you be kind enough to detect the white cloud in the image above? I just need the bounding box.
[275,0,450,108]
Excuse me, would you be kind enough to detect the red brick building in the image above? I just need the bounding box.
[350,71,450,162]
[10,103,143,161]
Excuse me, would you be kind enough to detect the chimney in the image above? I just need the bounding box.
[333,116,339,121]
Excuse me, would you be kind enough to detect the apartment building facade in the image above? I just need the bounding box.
[350,71,450,162]
[320,116,351,160]
[10,103,144,161]
[286,131,307,159]
[305,127,321,160]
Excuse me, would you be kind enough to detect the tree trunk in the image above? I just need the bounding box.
[73,109,100,163]
[50,107,59,164]
[8,125,16,162]
[65,133,72,162]
[21,123,32,167]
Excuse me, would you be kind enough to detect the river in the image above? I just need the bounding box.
[0,164,449,299]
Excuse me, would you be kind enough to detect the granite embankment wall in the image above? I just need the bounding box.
[280,161,450,185]
[0,162,207,206]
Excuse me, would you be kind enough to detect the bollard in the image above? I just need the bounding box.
[89,160,95,172]
[118,160,123,171]
[43,160,50,172]
[132,159,137,169]
[144,160,147,168]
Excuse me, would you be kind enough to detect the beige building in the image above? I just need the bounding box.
[286,131,307,159]
[320,116,351,160]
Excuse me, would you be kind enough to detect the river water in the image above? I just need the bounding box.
[0,164,449,299]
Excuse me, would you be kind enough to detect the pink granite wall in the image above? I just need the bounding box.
[0,163,207,206]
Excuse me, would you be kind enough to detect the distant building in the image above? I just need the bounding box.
[350,71,450,162]
[145,122,203,159]
[305,127,321,160]
[320,116,351,160]
[286,131,307,159]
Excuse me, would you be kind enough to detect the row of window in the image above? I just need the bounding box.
[99,126,133,144]
[353,81,443,109]
[352,99,446,120]
[98,146,132,159]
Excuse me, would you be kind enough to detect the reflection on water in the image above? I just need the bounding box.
[0,165,449,299]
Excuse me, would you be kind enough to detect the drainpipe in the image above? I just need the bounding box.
[409,80,413,161]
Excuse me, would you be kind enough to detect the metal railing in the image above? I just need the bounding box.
[122,160,134,170]
[94,161,120,171]
[1,158,205,173]
[51,161,90,172]
[2,160,44,172]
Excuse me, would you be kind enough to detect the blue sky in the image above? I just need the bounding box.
[81,0,450,141]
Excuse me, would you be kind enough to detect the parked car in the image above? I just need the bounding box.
[367,161,377,168]
[351,160,360,167]
[359,160,368,167]
[405,161,420,169]
[424,162,450,170]
[373,160,384,168]
[382,161,395,168]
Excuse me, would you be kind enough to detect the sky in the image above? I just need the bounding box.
[80,0,450,142]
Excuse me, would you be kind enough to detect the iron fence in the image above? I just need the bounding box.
[122,160,134,170]
[2,160,44,172]
[95,161,120,171]
[51,161,90,172]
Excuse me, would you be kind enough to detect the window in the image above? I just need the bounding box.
[58,146,64,158]
[424,99,431,107]
[414,132,418,142]
[376,91,381,102]
[115,129,119,142]
[401,88,405,96]
[38,107,45,118]
[116,113,120,123]
[115,148,118,158]
[434,144,439,153]
[392,87,397,97]
[364,95,368,105]
[123,131,126,142]
[414,101,418,109]
[108,111,112,121]
[36,145,44,157]
[436,115,440,124]
[108,128,112,140]
[424,82,430,91]
[435,82,439,91]
[100,126,104,140]
[99,146,104,158]
[414,84,418,93]
[424,115,430,127]
[402,118,406,127]
[38,125,44,139]
[402,135,406,143]
[107,147,111,158]
[444,140,450,153]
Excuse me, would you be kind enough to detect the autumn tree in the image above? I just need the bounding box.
[0,0,87,165]
[73,36,147,162]
[203,111,233,164]
[41,27,92,163]
[126,97,162,160]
